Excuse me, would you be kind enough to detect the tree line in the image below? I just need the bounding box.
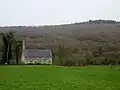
[75,19,120,24]
[0,31,120,66]
[0,31,22,64]
[53,44,120,66]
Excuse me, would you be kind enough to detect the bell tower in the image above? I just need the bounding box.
[21,40,25,63]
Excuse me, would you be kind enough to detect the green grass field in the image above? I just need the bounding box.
[0,65,120,90]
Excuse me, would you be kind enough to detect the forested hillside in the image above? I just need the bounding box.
[0,20,120,65]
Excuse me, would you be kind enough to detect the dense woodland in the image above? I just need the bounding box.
[0,20,120,66]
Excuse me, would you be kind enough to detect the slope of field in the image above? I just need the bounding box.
[0,66,120,90]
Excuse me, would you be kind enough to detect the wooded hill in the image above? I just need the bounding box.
[0,20,120,65]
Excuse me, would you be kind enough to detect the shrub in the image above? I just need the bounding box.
[26,62,42,65]
[36,63,41,65]
[92,57,103,65]
[26,63,34,65]
[69,54,87,66]
[42,64,50,65]
[84,51,93,64]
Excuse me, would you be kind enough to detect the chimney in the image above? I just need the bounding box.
[21,40,25,63]
[22,40,25,51]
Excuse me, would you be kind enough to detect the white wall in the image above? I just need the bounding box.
[24,57,52,64]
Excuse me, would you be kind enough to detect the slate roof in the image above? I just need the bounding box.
[24,49,52,58]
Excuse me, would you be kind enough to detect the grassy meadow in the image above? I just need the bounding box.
[0,65,120,90]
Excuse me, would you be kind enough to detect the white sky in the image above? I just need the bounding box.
[0,0,119,26]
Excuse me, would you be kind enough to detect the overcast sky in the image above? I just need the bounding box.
[0,0,119,26]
